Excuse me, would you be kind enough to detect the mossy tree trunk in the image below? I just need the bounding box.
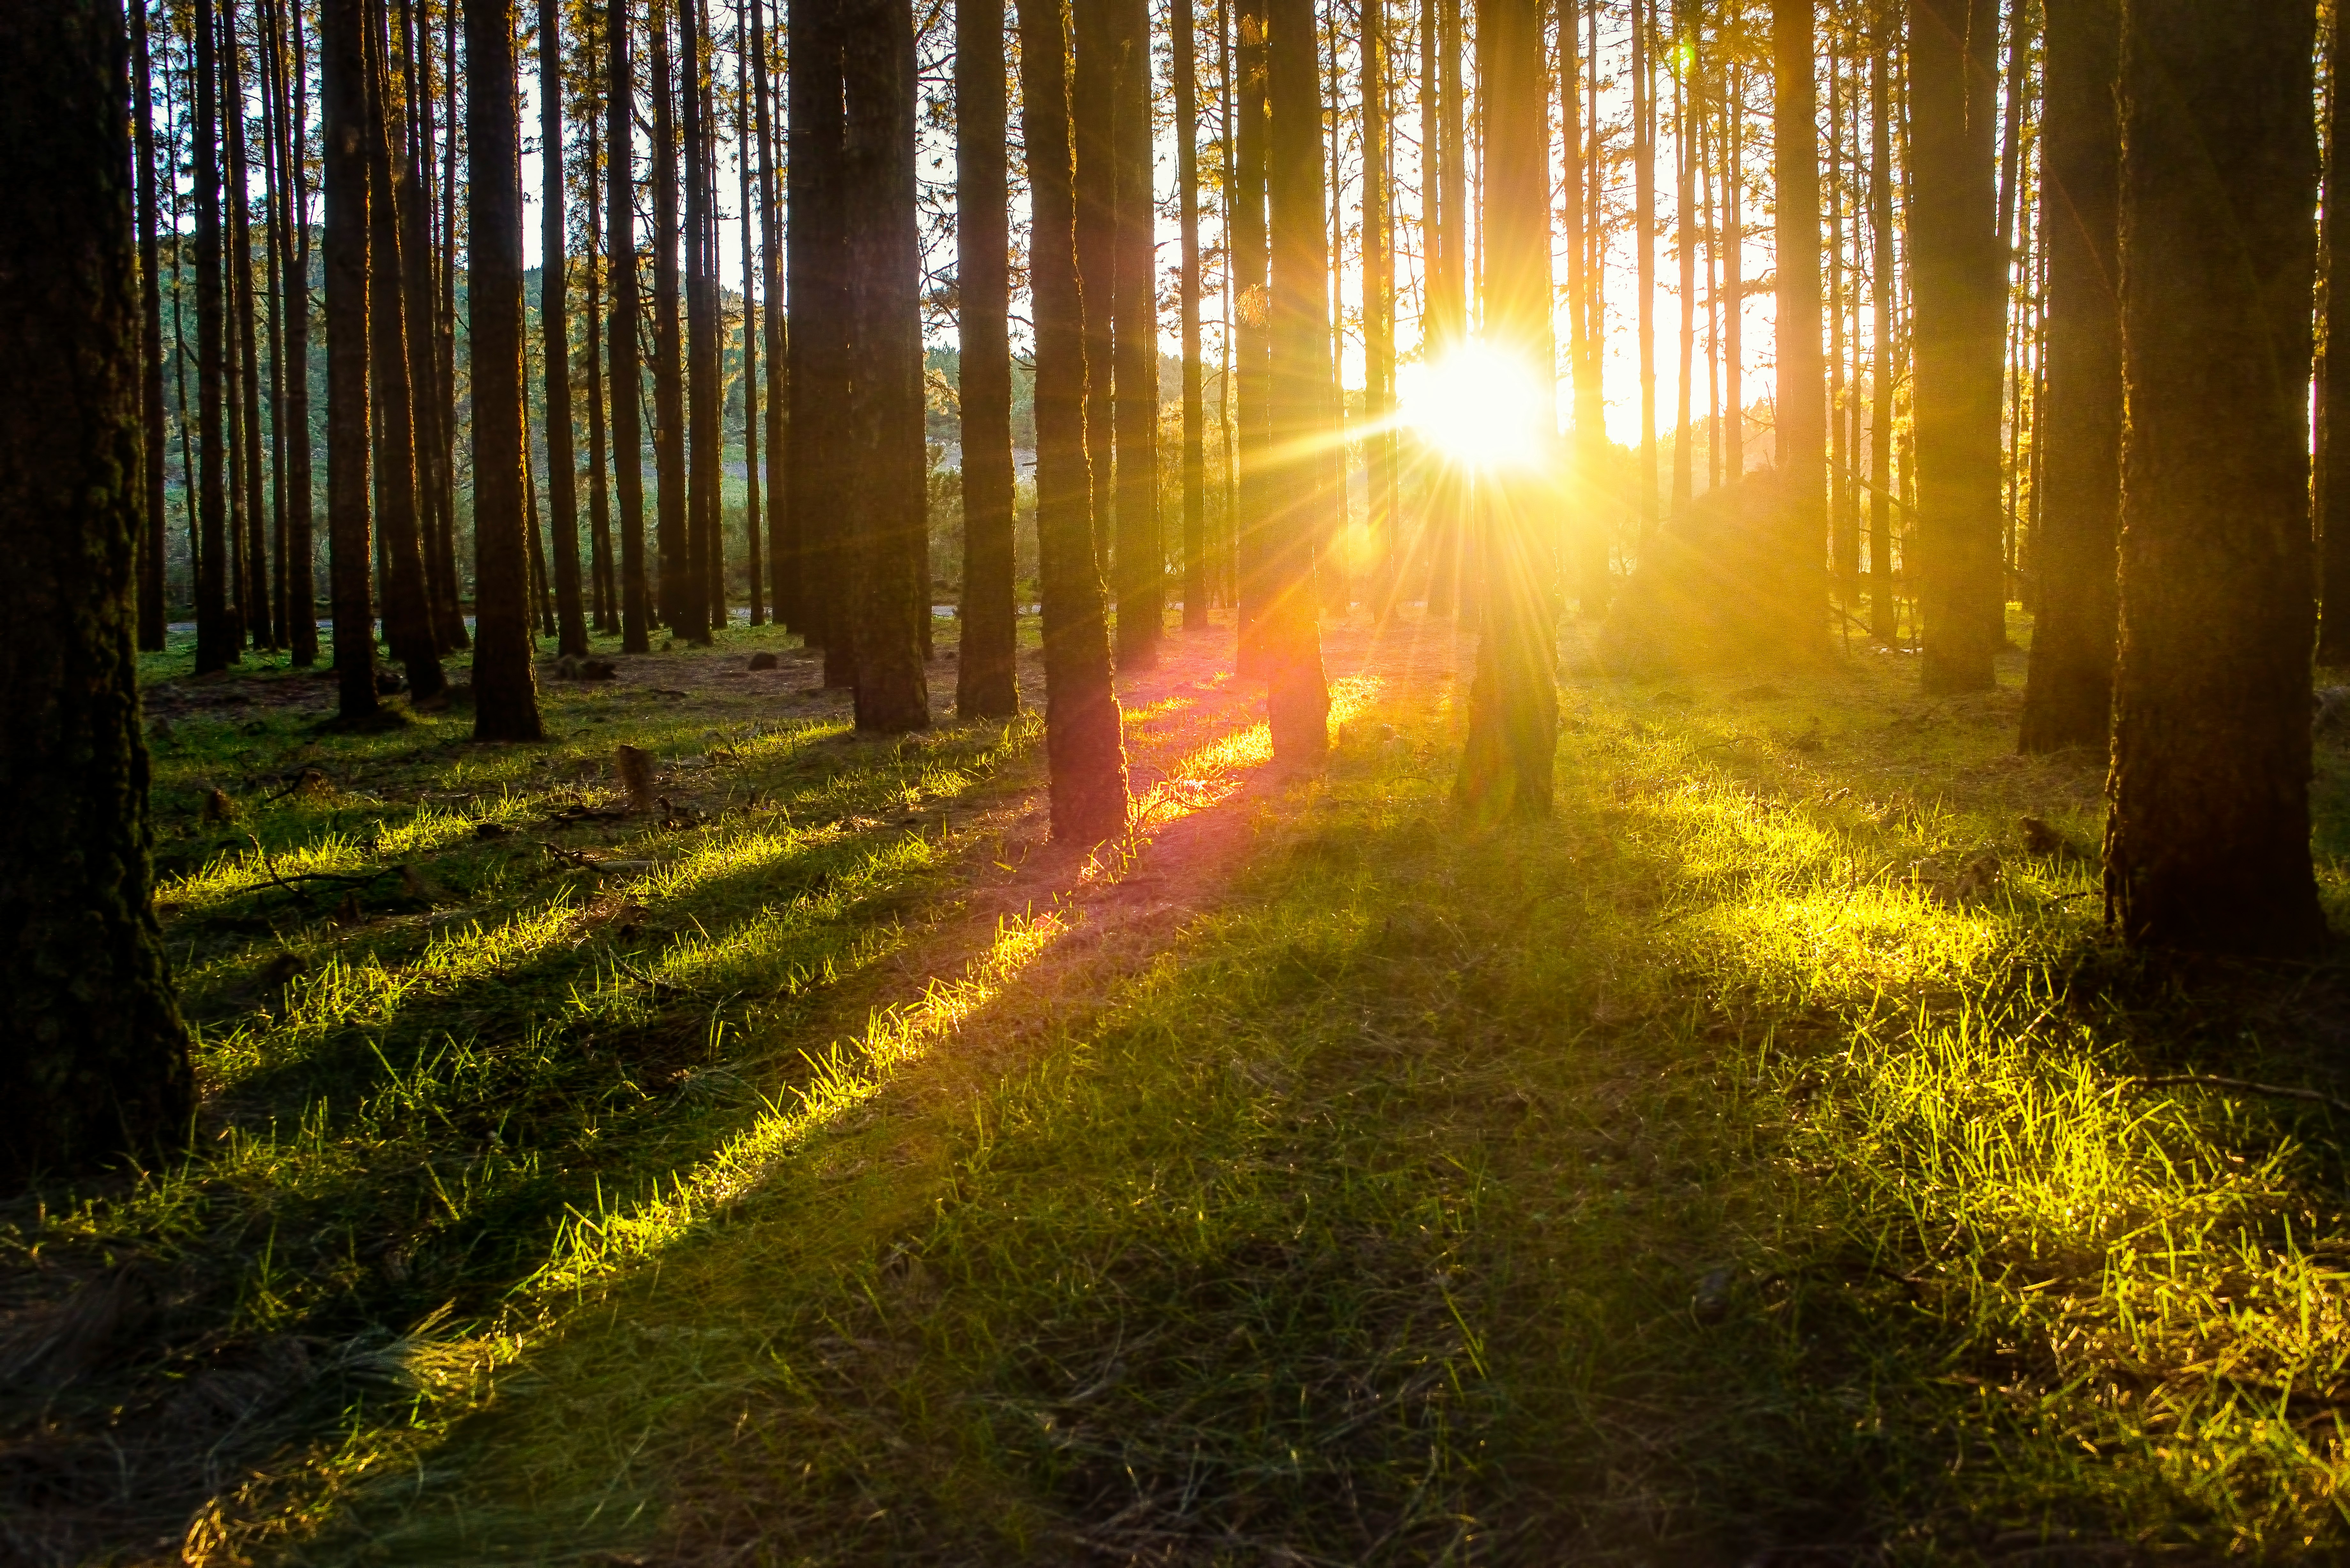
[1018,0,1131,841]
[957,0,1020,718]
[2016,0,2119,753]
[2103,0,2325,954]
[0,0,195,1184]
[466,0,545,740]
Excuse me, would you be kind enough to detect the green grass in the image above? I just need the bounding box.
[13,623,2350,1564]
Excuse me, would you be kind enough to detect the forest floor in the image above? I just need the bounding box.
[7,609,2350,1565]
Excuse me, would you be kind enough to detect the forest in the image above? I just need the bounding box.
[6,0,2350,1558]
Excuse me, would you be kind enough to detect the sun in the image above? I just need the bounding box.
[1398,340,1547,469]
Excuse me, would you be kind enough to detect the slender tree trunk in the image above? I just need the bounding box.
[323,0,379,717]
[278,0,318,664]
[789,0,852,678]
[541,0,588,654]
[1827,38,1853,606]
[1074,0,1116,577]
[0,0,195,1183]
[1772,0,1825,652]
[2321,0,2350,663]
[1110,0,1160,664]
[399,0,462,653]
[1321,10,1347,620]
[195,0,236,671]
[735,2,763,627]
[1361,0,1394,617]
[1233,0,1272,672]
[1634,0,1657,543]
[587,103,617,634]
[2017,0,2118,751]
[468,0,545,738]
[436,0,470,649]
[682,0,720,641]
[228,4,276,652]
[1568,0,1607,613]
[365,0,444,697]
[958,0,1020,715]
[610,0,650,651]
[650,4,692,637]
[753,0,789,631]
[839,0,928,729]
[1725,57,1742,478]
[260,0,289,650]
[1177,0,1209,631]
[2104,0,2324,953]
[1015,0,1130,839]
[1264,0,1330,761]
[1427,0,1465,607]
[1869,4,1895,641]
[1672,31,1693,519]
[1907,0,2004,691]
[1455,0,1556,820]
[135,0,171,652]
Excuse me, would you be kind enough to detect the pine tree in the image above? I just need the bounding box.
[788,0,853,680]
[542,0,588,654]
[467,0,546,739]
[650,2,693,637]
[2016,0,2118,751]
[610,0,653,652]
[0,0,196,1184]
[1016,0,1131,840]
[957,0,1020,716]
[2103,0,2325,953]
[1771,0,1825,653]
[323,0,381,720]
[1112,0,1161,665]
[134,0,171,652]
[1177,0,1209,631]
[1263,0,1329,761]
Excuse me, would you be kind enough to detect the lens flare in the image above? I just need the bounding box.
[1398,340,1546,469]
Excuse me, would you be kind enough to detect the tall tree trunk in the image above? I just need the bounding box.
[1074,0,1117,578]
[399,0,462,653]
[735,2,763,628]
[135,0,171,652]
[1361,0,1394,616]
[1177,0,1209,631]
[1567,0,1607,613]
[1634,0,1657,544]
[610,0,651,651]
[1015,0,1130,839]
[228,3,276,652]
[2103,0,2324,952]
[788,0,852,679]
[322,0,379,718]
[650,4,693,637]
[1233,0,1271,671]
[1672,28,1693,519]
[840,0,928,730]
[276,0,318,665]
[1108,0,1161,664]
[2321,0,2350,663]
[1724,57,1741,477]
[1772,0,1825,653]
[468,0,545,738]
[260,0,289,650]
[195,0,236,671]
[1827,38,1853,607]
[435,0,470,650]
[366,0,445,697]
[1455,0,1556,821]
[542,0,588,654]
[1907,0,2004,691]
[1427,0,1465,607]
[1263,0,1329,761]
[1869,3,1895,641]
[753,0,789,631]
[2017,0,2118,751]
[958,0,1020,715]
[587,103,617,635]
[682,0,720,641]
[0,0,195,1183]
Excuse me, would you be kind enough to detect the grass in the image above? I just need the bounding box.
[10,619,2350,1564]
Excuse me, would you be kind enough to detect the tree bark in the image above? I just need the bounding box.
[1263,0,1329,762]
[1907,0,2004,691]
[134,0,170,652]
[788,0,853,678]
[957,0,1020,716]
[753,0,790,631]
[681,0,721,641]
[1869,5,1895,642]
[1566,0,1608,614]
[1111,0,1161,665]
[365,0,444,697]
[587,105,617,634]
[649,4,694,637]
[541,0,588,654]
[227,2,276,652]
[323,0,380,719]
[1360,0,1393,618]
[1634,0,1656,545]
[735,3,763,627]
[1233,0,1271,671]
[1454,0,1557,821]
[2321,0,2350,664]
[2017,0,2118,752]
[841,0,929,731]
[1772,0,1826,653]
[1426,0,1465,607]
[1074,0,1117,578]
[610,0,651,652]
[467,0,545,739]
[272,0,318,664]
[0,0,196,1185]
[195,0,236,672]
[1016,0,1130,840]
[2103,0,2325,954]
[398,0,463,655]
[1177,0,1209,631]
